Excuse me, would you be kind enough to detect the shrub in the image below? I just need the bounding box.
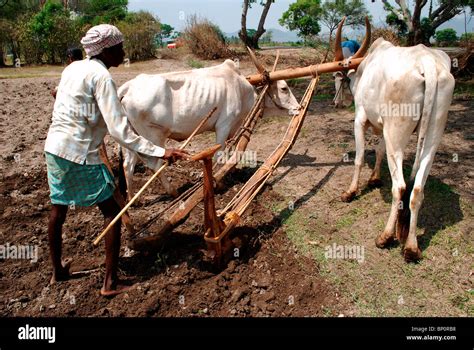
[435,28,458,46]
[182,15,232,60]
[187,58,204,68]
[460,32,474,47]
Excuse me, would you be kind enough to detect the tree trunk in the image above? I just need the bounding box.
[239,0,250,47]
[252,0,273,49]
[11,39,20,63]
[249,35,260,49]
[0,44,5,67]
[239,0,274,49]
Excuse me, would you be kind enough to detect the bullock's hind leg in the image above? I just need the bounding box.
[375,128,411,249]
[368,136,385,188]
[342,109,368,202]
[375,153,404,248]
[122,148,138,202]
[142,129,178,198]
[403,151,439,262]
[403,75,454,262]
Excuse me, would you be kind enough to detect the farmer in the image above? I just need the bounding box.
[341,39,360,58]
[44,24,188,297]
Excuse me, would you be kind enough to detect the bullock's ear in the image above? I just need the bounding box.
[333,71,344,78]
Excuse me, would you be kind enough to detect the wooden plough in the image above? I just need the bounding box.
[99,17,371,264]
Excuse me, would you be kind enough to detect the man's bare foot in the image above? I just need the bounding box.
[50,258,73,284]
[100,282,134,297]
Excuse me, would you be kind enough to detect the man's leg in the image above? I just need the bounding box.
[97,196,131,296]
[48,204,70,283]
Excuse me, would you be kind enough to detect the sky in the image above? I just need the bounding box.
[127,0,472,36]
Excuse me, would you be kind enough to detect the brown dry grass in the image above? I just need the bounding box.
[371,27,401,46]
[182,15,233,60]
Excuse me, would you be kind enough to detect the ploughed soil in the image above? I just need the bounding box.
[0,57,345,317]
[0,53,472,317]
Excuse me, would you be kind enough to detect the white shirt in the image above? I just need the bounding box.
[44,58,165,166]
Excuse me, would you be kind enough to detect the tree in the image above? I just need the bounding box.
[460,31,474,41]
[0,0,42,65]
[382,0,474,45]
[0,0,41,18]
[279,0,323,39]
[157,23,174,46]
[118,11,160,60]
[239,0,275,49]
[81,0,128,25]
[23,0,82,64]
[435,28,458,45]
[320,0,369,43]
[260,29,273,44]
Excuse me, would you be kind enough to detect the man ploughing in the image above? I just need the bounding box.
[44,24,188,297]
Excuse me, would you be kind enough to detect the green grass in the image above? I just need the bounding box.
[312,93,333,101]
[187,58,204,69]
[287,77,307,86]
[274,176,473,317]
[450,291,471,313]
[453,79,474,98]
[299,127,309,139]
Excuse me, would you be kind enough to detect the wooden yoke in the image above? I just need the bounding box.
[245,16,371,86]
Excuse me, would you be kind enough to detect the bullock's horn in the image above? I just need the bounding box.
[272,50,280,72]
[247,46,266,73]
[334,16,346,62]
[352,16,371,59]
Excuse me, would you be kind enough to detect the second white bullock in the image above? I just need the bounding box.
[118,56,300,199]
[341,36,455,262]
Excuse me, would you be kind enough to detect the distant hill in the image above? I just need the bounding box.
[225,28,301,43]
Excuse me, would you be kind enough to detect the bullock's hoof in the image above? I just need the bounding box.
[341,191,356,202]
[403,247,422,263]
[375,234,394,249]
[368,178,383,188]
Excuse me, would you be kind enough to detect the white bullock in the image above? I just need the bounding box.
[341,37,455,262]
[118,57,300,199]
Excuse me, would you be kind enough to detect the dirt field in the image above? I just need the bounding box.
[0,50,472,317]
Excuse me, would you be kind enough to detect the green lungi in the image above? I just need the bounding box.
[45,152,115,207]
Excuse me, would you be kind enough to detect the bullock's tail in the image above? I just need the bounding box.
[118,146,128,201]
[412,55,438,180]
[397,55,438,244]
